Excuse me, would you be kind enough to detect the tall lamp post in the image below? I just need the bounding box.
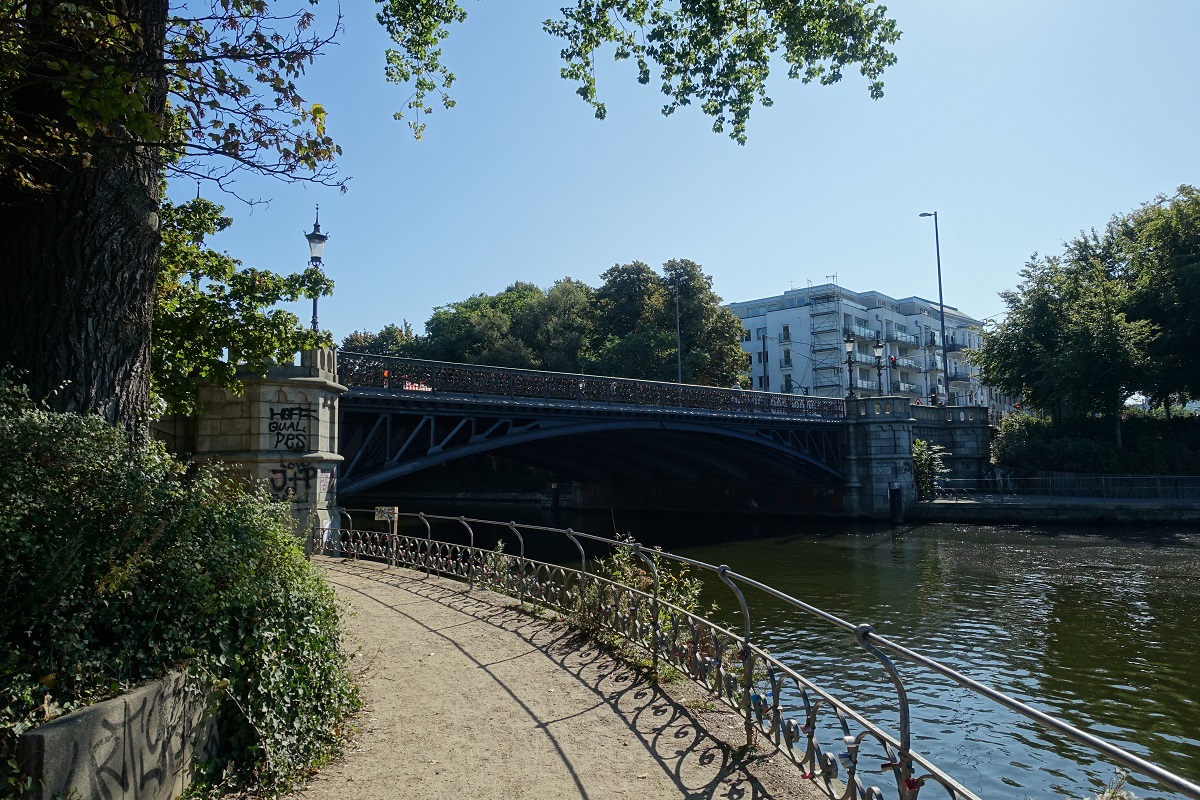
[873,334,885,396]
[843,330,856,399]
[919,211,951,405]
[305,206,329,331]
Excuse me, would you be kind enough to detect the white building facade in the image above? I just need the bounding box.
[726,283,1010,414]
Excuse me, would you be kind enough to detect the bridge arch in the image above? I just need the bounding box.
[338,414,843,498]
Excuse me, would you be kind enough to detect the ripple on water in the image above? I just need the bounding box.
[680,523,1200,800]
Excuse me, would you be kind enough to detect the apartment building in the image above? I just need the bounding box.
[726,283,1004,410]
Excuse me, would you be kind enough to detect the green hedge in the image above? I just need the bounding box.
[0,379,358,796]
[992,413,1200,475]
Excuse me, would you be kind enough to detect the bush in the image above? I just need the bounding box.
[992,413,1200,475]
[912,439,949,499]
[0,379,358,796]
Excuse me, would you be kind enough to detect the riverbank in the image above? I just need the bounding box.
[909,496,1200,525]
[301,558,823,800]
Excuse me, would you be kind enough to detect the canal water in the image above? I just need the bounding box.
[397,504,1200,800]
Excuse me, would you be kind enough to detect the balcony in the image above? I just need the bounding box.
[893,382,919,393]
[896,357,922,370]
[845,325,881,342]
[947,370,973,384]
[886,330,920,346]
[945,341,968,353]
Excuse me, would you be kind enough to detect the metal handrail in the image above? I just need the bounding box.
[318,512,1200,800]
[337,351,845,419]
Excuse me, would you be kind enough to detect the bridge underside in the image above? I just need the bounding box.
[338,401,844,511]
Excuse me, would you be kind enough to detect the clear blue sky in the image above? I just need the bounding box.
[170,0,1200,341]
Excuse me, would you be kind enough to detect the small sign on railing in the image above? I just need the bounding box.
[374,506,398,521]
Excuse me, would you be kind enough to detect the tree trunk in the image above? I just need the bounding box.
[0,0,167,428]
[1,152,161,427]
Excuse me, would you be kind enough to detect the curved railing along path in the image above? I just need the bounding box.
[314,513,1200,800]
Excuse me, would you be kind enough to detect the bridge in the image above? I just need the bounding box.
[336,352,850,511]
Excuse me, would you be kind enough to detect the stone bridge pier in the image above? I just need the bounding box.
[842,397,918,518]
[154,348,345,534]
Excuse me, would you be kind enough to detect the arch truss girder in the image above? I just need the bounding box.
[338,408,843,498]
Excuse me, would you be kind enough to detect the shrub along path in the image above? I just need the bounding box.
[300,557,824,800]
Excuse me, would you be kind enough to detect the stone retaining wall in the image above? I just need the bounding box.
[18,673,219,800]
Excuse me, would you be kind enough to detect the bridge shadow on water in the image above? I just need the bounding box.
[316,558,821,800]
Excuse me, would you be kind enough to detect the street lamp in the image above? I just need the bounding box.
[919,211,951,405]
[872,334,885,396]
[304,205,329,331]
[843,330,856,399]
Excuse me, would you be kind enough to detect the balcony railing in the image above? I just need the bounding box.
[845,325,881,342]
[886,330,920,346]
[893,381,919,393]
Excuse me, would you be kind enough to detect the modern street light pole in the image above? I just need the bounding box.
[304,206,329,332]
[873,334,885,396]
[919,211,951,405]
[843,330,856,399]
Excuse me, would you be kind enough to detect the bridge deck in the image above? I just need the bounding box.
[339,353,845,421]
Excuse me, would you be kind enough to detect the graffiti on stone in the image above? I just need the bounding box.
[268,462,318,502]
[19,673,219,800]
[269,405,315,451]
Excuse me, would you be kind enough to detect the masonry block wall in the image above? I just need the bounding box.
[911,405,992,479]
[153,348,345,532]
[843,397,918,517]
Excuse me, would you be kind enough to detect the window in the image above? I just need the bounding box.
[756,351,769,364]
[757,375,770,389]
[745,354,753,369]
[755,327,767,340]
[741,328,751,342]
[780,324,791,342]
[783,375,794,393]
[782,349,792,367]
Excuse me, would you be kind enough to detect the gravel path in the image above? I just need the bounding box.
[298,557,826,800]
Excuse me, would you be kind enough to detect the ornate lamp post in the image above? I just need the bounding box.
[843,330,856,399]
[873,334,885,396]
[919,211,951,405]
[304,206,329,331]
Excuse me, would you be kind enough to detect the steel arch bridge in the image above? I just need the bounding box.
[336,354,847,500]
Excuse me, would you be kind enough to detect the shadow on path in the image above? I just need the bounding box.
[307,557,819,800]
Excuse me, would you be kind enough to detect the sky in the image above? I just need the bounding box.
[169,0,1200,341]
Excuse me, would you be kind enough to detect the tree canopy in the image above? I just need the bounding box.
[343,260,746,387]
[0,0,901,425]
[154,195,332,414]
[972,186,1200,437]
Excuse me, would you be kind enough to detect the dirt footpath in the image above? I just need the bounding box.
[299,558,825,800]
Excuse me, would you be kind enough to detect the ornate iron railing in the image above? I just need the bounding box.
[313,513,1200,800]
[338,352,844,418]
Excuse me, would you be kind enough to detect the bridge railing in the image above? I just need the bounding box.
[339,352,844,418]
[314,513,1200,800]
